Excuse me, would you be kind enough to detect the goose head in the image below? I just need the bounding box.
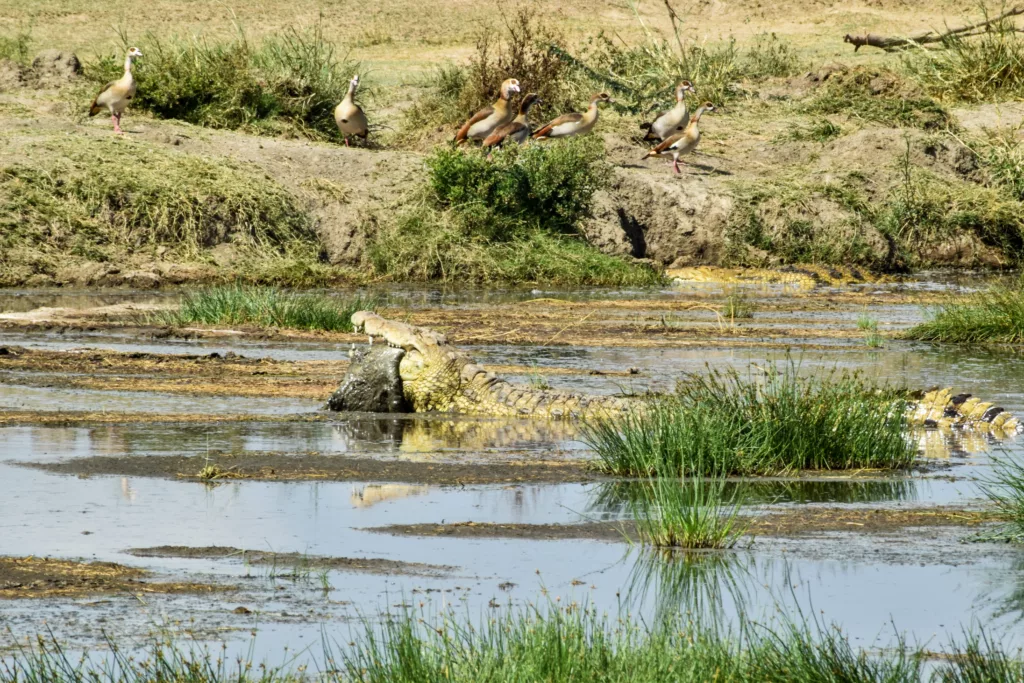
[127,47,143,61]
[500,78,521,99]
[349,74,360,93]
[592,92,614,106]
[519,92,541,113]
[676,81,696,100]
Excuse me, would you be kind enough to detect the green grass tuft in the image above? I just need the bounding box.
[89,23,359,140]
[160,286,377,332]
[0,28,31,64]
[583,361,915,477]
[723,289,757,319]
[628,474,748,549]
[804,68,952,129]
[977,455,1024,543]
[904,279,1024,344]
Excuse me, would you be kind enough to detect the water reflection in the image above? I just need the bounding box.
[2,417,584,464]
[622,549,754,626]
[589,478,919,517]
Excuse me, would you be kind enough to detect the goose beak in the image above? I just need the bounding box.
[510,84,521,93]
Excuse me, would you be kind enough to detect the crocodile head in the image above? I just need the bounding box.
[351,311,472,412]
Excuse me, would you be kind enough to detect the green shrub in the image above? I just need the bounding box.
[159,286,377,331]
[904,278,1024,344]
[582,361,915,477]
[402,8,576,134]
[89,24,358,139]
[426,136,608,238]
[369,136,658,285]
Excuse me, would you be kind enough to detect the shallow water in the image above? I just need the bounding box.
[2,281,1024,663]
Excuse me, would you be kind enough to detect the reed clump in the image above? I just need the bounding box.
[904,279,1024,344]
[583,362,915,477]
[628,474,747,549]
[158,286,377,332]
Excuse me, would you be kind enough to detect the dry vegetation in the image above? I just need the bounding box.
[2,0,1024,286]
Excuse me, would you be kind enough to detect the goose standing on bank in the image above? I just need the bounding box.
[532,93,613,140]
[642,81,696,141]
[334,75,369,147]
[89,47,142,134]
[482,93,541,148]
[642,101,715,174]
[455,78,521,145]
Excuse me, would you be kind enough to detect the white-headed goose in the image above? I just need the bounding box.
[455,78,521,144]
[532,92,612,140]
[643,101,715,174]
[643,80,696,141]
[482,93,541,148]
[334,74,369,147]
[89,46,142,134]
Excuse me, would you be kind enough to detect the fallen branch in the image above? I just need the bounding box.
[844,4,1024,51]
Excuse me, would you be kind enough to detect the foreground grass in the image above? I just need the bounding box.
[905,280,1024,344]
[978,455,1024,543]
[583,362,915,477]
[628,475,747,549]
[158,287,377,332]
[4,608,1022,682]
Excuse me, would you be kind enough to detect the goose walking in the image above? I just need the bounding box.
[89,47,142,134]
[532,93,612,140]
[482,93,541,148]
[334,75,369,147]
[642,101,715,174]
[642,81,696,141]
[455,78,521,145]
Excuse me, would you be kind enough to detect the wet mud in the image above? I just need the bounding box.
[18,453,598,485]
[370,506,996,541]
[126,546,454,576]
[0,556,229,599]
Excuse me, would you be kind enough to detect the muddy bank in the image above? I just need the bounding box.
[0,410,333,426]
[127,546,453,576]
[19,453,598,485]
[0,556,228,599]
[371,507,996,542]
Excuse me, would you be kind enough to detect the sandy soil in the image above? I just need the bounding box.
[127,547,454,576]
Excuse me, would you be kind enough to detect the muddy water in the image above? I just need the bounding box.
[2,282,1024,663]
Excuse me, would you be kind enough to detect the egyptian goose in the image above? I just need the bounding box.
[455,78,521,144]
[334,75,369,147]
[642,101,715,174]
[482,93,541,148]
[642,81,696,142]
[89,47,142,134]
[532,93,612,140]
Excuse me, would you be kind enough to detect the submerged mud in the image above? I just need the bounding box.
[371,506,996,542]
[0,556,229,599]
[19,453,598,485]
[127,546,454,576]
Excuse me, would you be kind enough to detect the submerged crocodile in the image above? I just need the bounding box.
[328,312,1021,434]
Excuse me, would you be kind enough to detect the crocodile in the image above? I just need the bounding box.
[330,312,1021,434]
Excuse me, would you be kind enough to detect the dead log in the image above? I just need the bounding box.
[844,4,1024,51]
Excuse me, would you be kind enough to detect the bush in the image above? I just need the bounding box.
[582,361,915,477]
[89,24,358,139]
[426,135,608,237]
[0,29,31,64]
[402,8,576,134]
[368,136,659,285]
